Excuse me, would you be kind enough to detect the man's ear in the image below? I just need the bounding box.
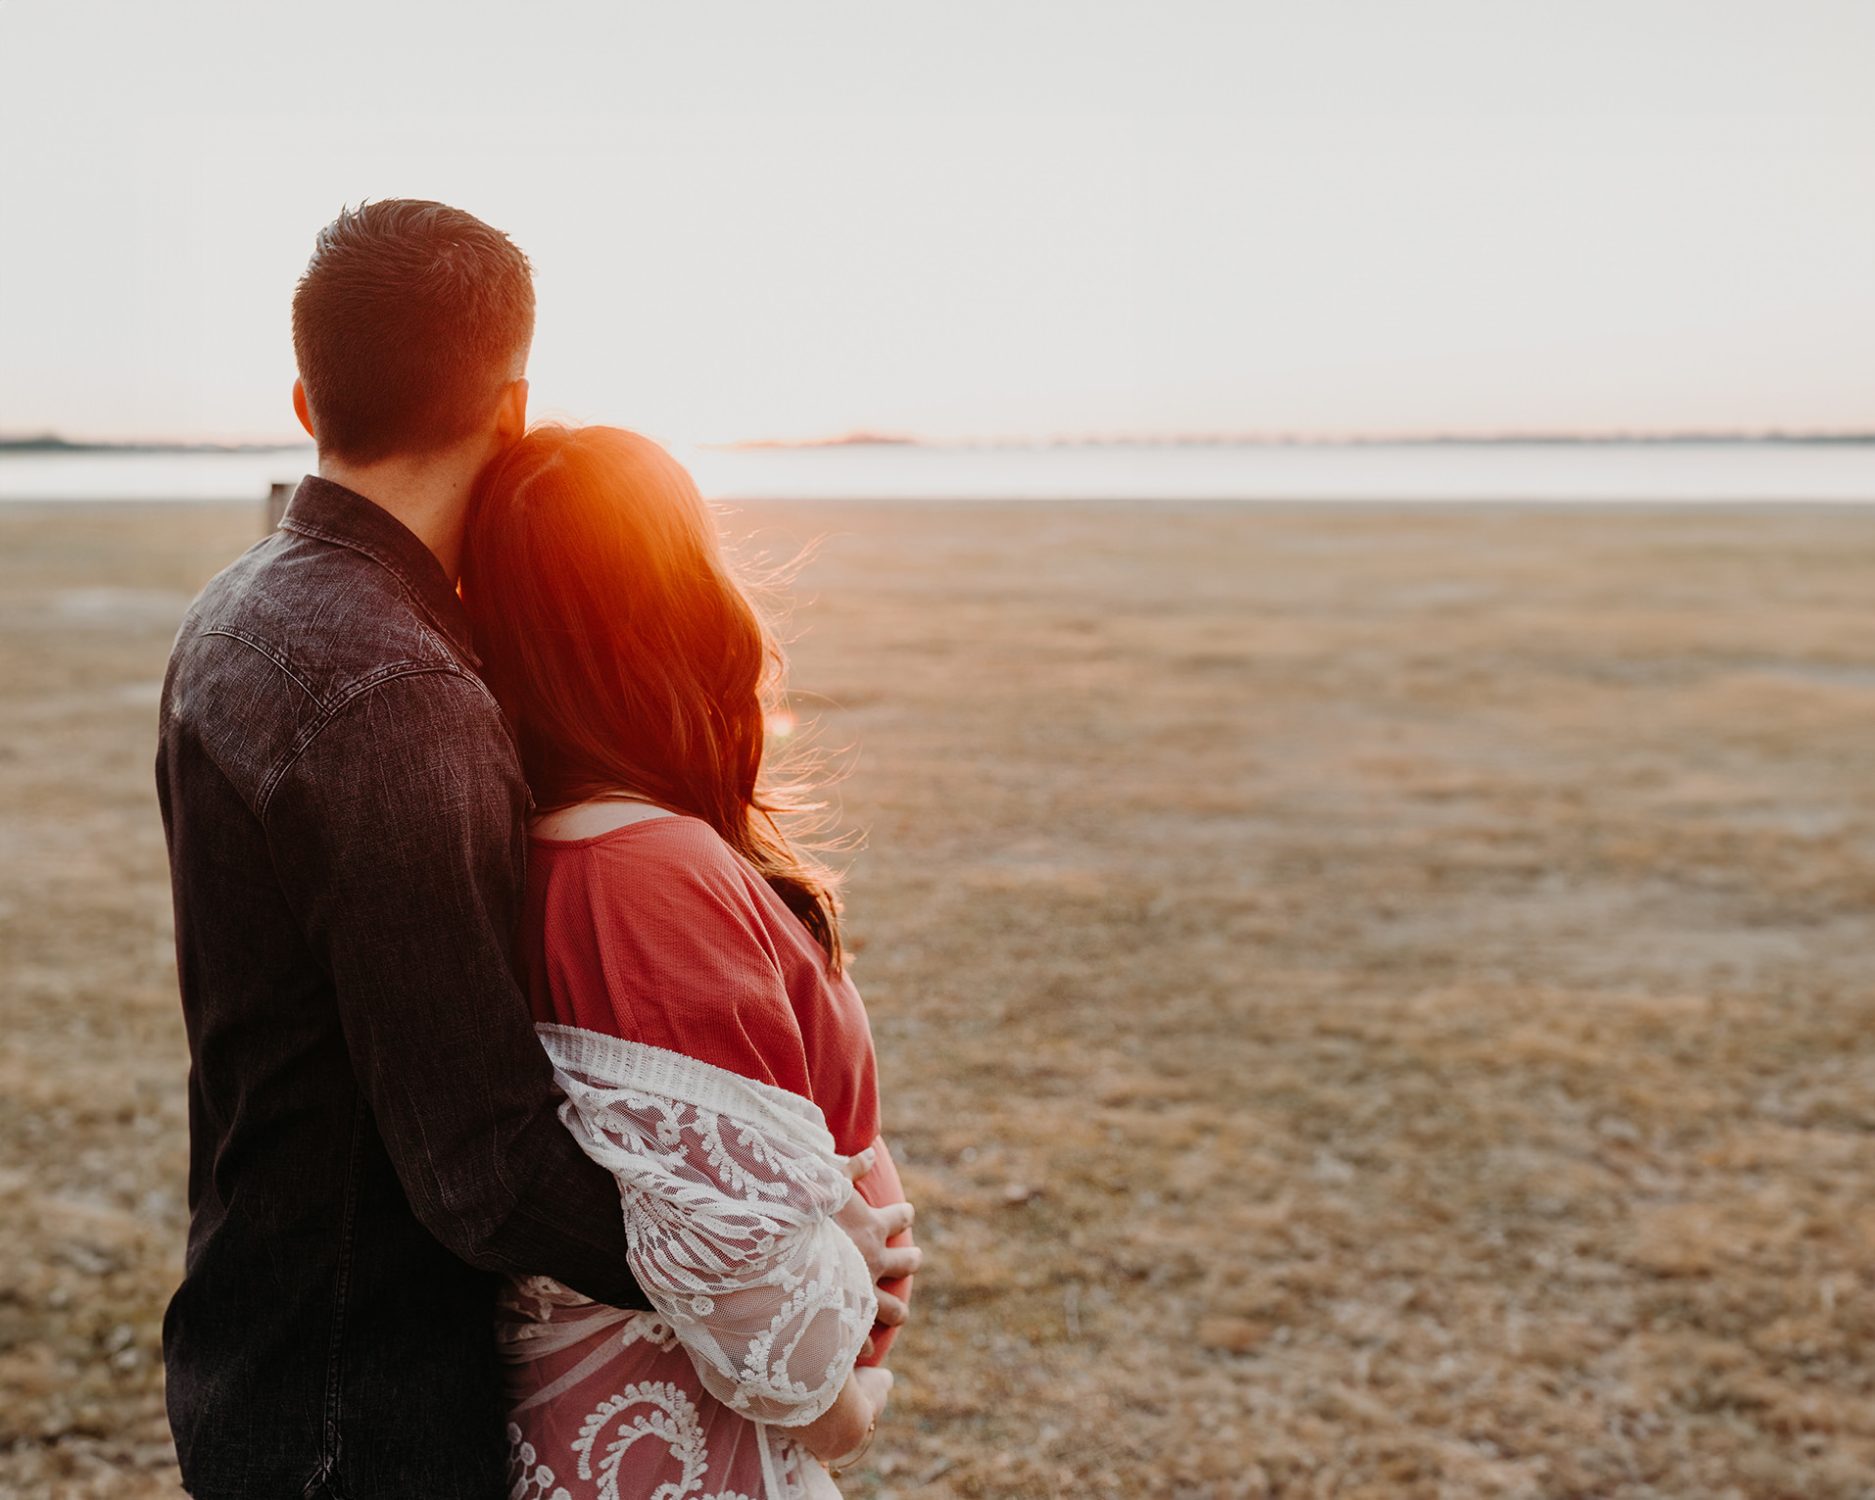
[493,378,529,445]
[292,379,316,440]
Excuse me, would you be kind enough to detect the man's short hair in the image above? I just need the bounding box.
[291,200,535,464]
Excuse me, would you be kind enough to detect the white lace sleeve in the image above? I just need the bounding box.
[535,1023,878,1428]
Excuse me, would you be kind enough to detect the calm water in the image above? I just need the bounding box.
[3,441,1874,504]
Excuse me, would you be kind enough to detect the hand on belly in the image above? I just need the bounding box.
[837,1134,921,1363]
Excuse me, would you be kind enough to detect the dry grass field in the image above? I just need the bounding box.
[1,498,1872,1499]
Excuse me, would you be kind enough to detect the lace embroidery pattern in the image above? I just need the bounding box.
[540,1027,877,1428]
[574,1381,705,1500]
[501,1026,877,1498]
[507,1423,573,1500]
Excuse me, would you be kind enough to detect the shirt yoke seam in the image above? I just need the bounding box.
[255,662,494,820]
[199,627,325,708]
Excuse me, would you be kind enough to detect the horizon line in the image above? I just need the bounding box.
[5,425,1875,455]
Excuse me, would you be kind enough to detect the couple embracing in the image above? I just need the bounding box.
[157,199,920,1499]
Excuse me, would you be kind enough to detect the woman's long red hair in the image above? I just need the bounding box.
[460,425,844,968]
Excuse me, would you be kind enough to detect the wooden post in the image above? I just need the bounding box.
[267,481,294,532]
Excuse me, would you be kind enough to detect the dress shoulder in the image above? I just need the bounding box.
[585,812,759,877]
[530,816,813,1091]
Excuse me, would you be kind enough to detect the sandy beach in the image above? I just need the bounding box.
[2,497,1872,1499]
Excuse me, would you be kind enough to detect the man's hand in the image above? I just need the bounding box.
[837,1148,921,1331]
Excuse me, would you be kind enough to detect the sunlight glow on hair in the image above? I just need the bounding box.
[459,424,847,970]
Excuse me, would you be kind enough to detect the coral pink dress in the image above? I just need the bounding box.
[496,814,911,1500]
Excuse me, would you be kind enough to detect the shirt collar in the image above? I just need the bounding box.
[278,474,481,668]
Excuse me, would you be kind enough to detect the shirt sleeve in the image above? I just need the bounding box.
[263,667,649,1309]
[540,1026,878,1427]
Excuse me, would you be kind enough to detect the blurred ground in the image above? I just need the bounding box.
[1,499,1872,1499]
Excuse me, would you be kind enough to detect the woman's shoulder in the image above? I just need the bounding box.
[533,809,747,881]
[531,808,777,938]
[529,809,814,1086]
[528,798,679,843]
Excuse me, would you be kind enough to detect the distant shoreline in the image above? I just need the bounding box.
[708,431,1875,452]
[7,437,1875,505]
[0,437,310,456]
[7,431,1875,456]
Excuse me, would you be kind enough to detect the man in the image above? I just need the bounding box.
[155,199,628,1497]
[156,200,913,1498]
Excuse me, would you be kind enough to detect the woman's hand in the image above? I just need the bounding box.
[794,1365,893,1465]
[836,1148,921,1332]
[851,1365,894,1417]
[792,1152,908,1465]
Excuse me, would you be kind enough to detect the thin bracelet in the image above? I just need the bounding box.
[826,1413,878,1477]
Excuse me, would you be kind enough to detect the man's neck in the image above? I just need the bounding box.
[316,445,489,581]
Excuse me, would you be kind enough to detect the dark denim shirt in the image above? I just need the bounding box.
[156,476,648,1500]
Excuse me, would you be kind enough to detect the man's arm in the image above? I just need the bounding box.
[265,666,650,1309]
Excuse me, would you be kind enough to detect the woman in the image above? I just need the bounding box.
[459,426,918,1498]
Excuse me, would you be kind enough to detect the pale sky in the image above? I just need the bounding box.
[1,0,1871,445]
